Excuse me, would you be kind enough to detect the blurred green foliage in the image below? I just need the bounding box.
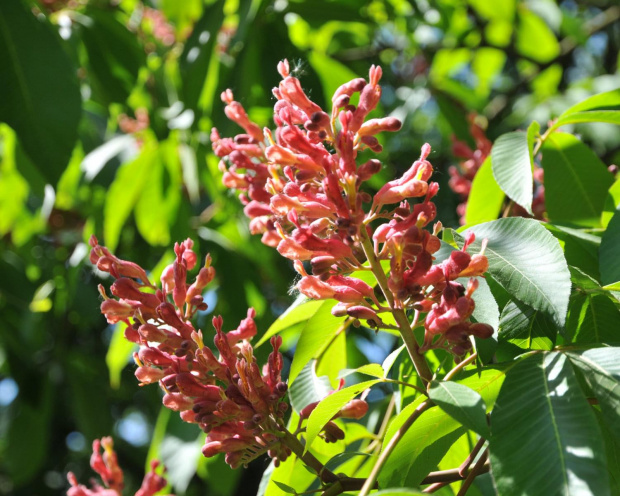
[0,0,619,494]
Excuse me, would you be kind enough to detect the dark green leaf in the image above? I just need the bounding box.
[498,300,557,351]
[79,8,145,104]
[545,224,601,281]
[541,133,613,226]
[456,218,571,326]
[0,0,81,185]
[179,0,225,111]
[600,210,620,286]
[566,293,620,344]
[490,353,609,496]
[429,381,489,437]
[272,481,297,494]
[491,131,533,214]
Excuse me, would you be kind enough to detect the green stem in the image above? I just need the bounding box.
[358,399,432,496]
[359,228,433,383]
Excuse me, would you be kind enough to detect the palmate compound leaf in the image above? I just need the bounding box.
[490,352,609,496]
[455,218,571,327]
[378,366,508,488]
[568,348,620,443]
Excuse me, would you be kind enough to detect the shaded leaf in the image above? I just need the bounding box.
[541,133,613,226]
[498,300,557,351]
[0,0,81,185]
[566,293,620,344]
[600,210,620,286]
[288,361,332,414]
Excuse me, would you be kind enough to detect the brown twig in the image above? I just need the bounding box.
[457,448,489,496]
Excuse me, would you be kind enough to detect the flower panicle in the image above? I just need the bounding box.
[212,60,493,356]
[67,437,171,496]
[90,236,297,468]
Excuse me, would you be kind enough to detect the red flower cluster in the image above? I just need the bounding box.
[211,60,493,355]
[67,437,170,496]
[448,116,492,225]
[89,236,291,468]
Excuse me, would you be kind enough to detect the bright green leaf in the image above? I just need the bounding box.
[288,300,348,385]
[515,8,560,63]
[464,157,505,226]
[305,380,380,452]
[491,131,533,214]
[429,381,490,437]
[256,296,324,347]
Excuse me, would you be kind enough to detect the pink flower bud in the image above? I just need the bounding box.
[163,392,194,411]
[337,399,368,419]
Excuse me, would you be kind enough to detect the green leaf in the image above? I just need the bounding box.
[545,224,601,280]
[464,156,505,226]
[272,481,297,494]
[603,281,620,292]
[288,361,332,414]
[498,300,557,351]
[382,345,406,377]
[305,379,380,452]
[568,348,620,443]
[105,322,137,389]
[491,131,533,214]
[552,89,620,130]
[103,143,155,251]
[456,218,571,326]
[541,133,614,226]
[179,0,225,111]
[490,352,609,496]
[316,330,347,388]
[288,300,348,385]
[602,177,620,227]
[338,363,385,379]
[379,366,507,488]
[600,210,620,286]
[79,8,145,104]
[134,140,182,246]
[428,381,489,437]
[515,8,560,63]
[256,296,324,347]
[566,293,620,344]
[365,490,424,496]
[0,0,81,185]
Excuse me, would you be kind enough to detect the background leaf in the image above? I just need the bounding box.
[0,0,81,185]
[464,156,505,226]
